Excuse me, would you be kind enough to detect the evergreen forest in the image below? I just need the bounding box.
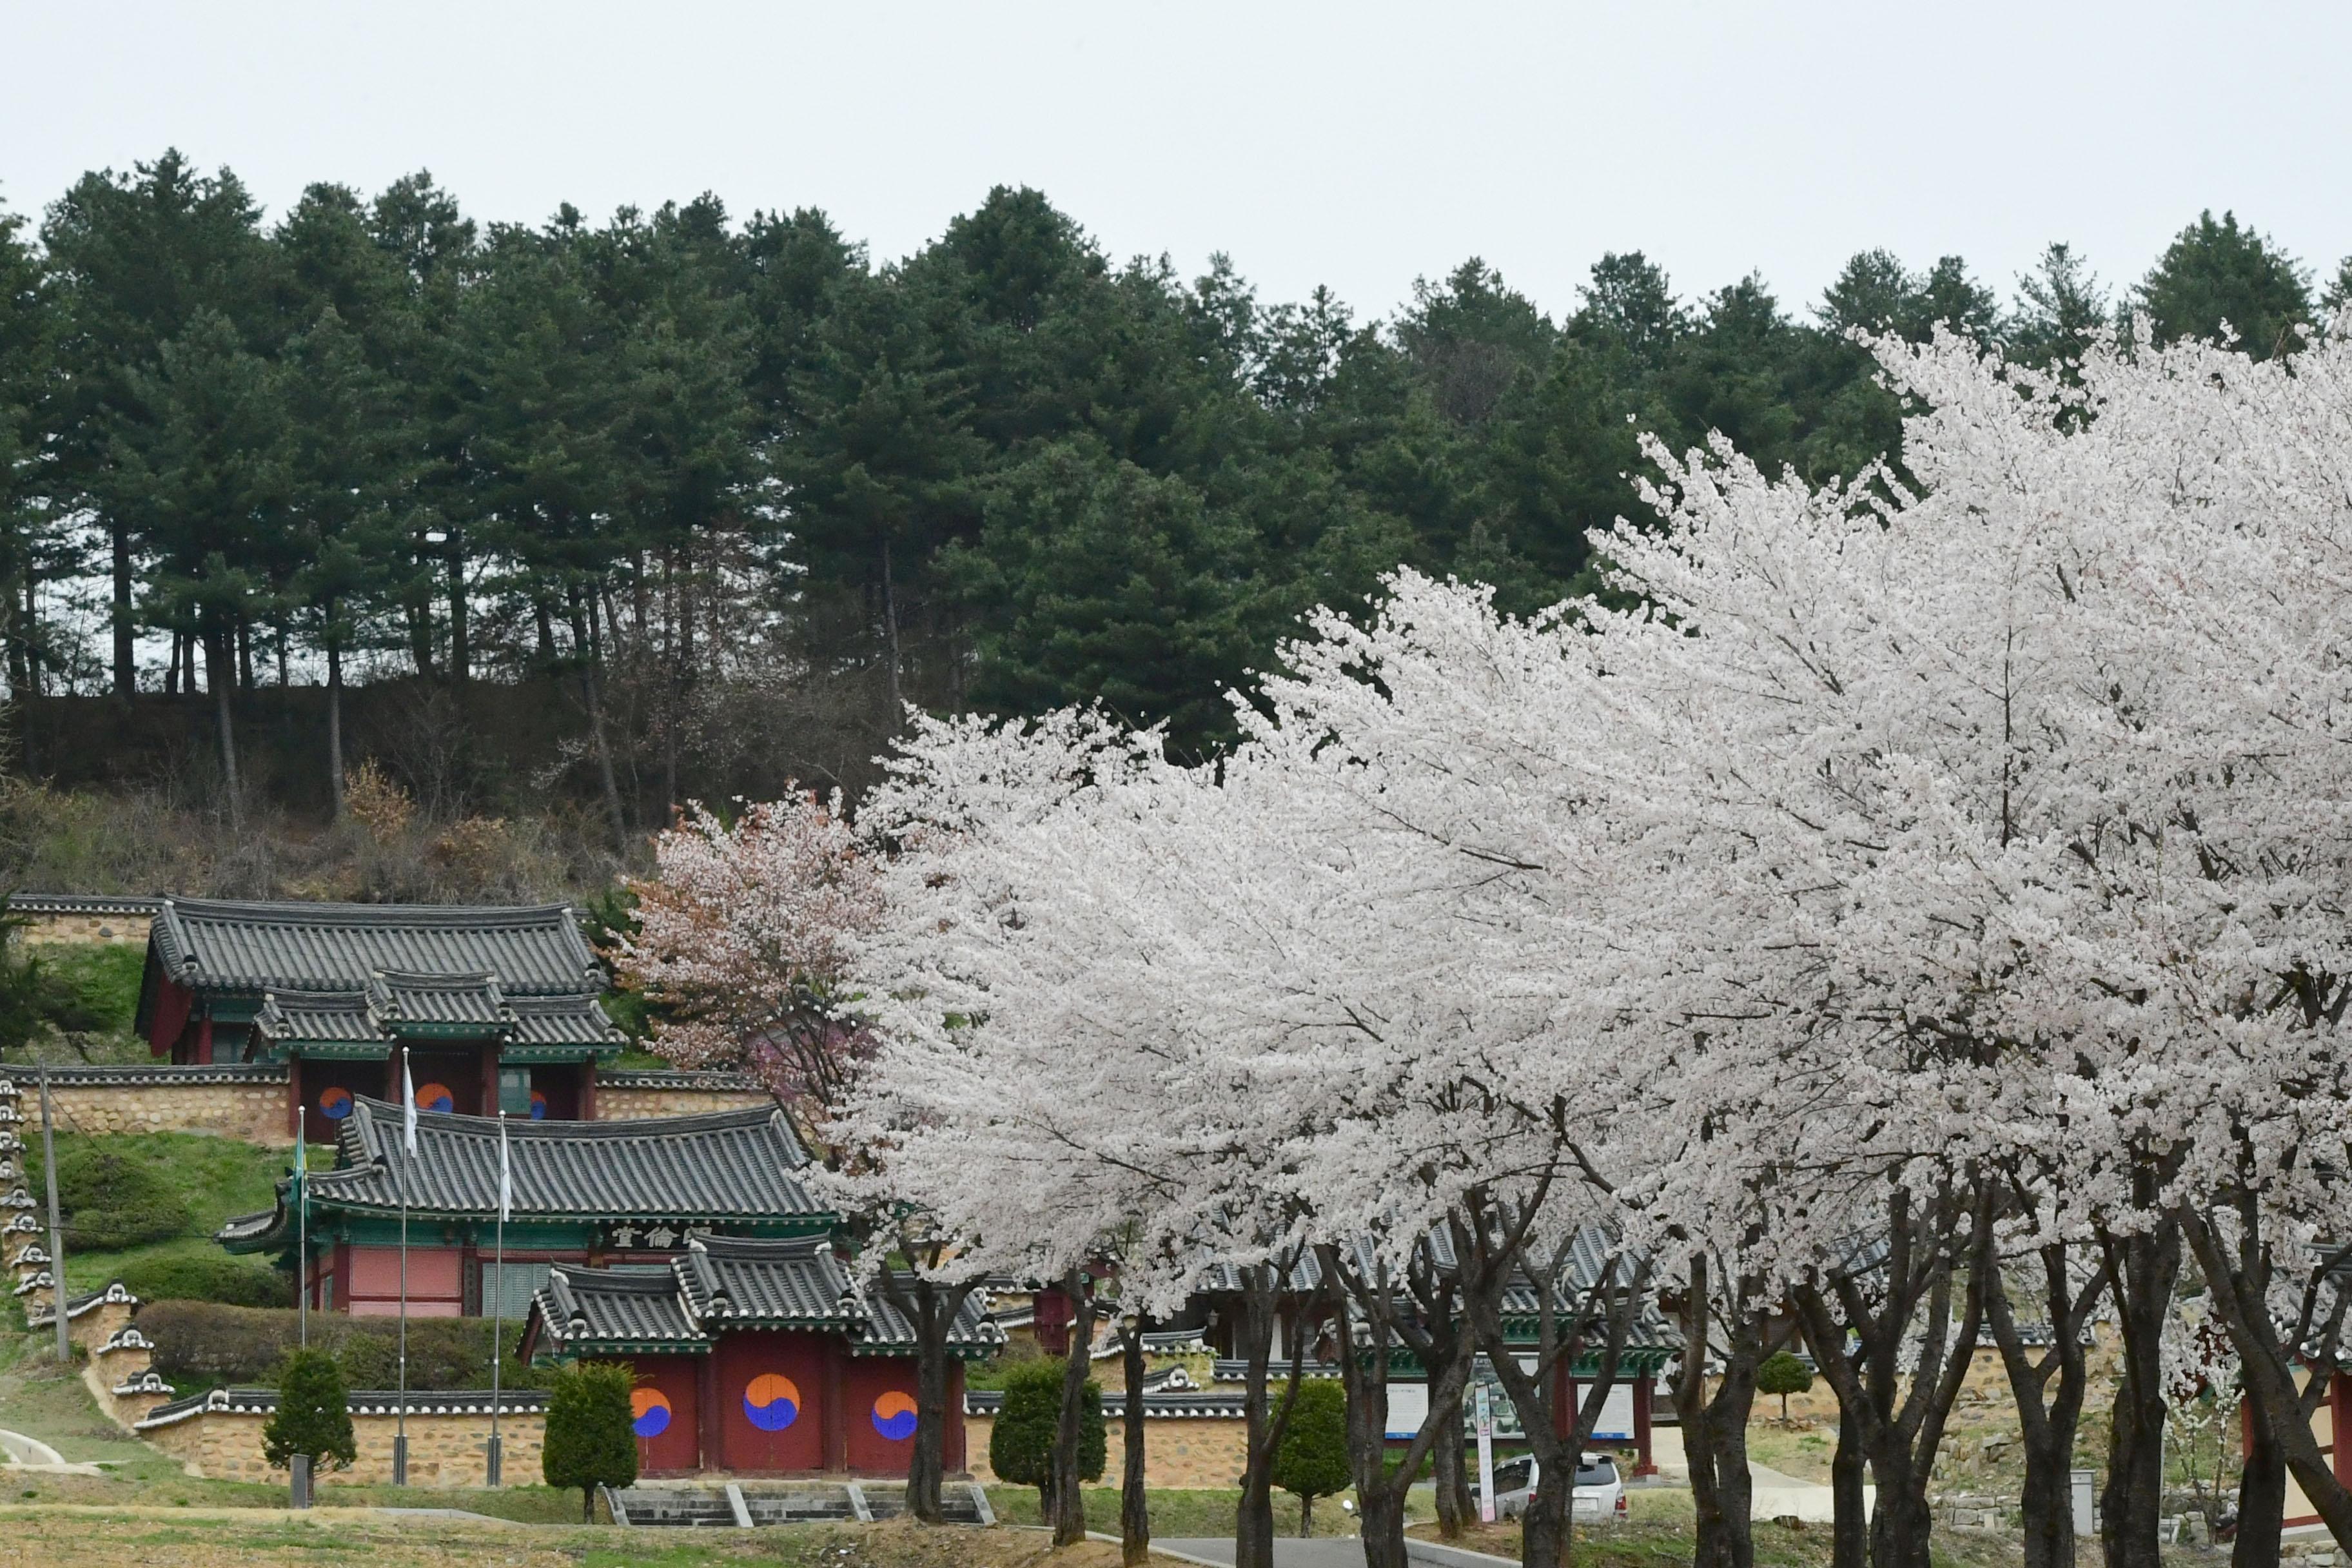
[0,152,2342,896]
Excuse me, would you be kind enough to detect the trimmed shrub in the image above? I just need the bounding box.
[1270,1380,1353,1536]
[989,1357,1104,1515]
[115,1254,293,1309]
[262,1348,357,1473]
[54,1143,191,1250]
[542,1360,638,1522]
[141,1302,538,1392]
[1757,1351,1814,1422]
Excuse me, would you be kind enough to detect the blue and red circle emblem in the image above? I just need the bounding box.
[528,1091,548,1121]
[414,1081,454,1114]
[743,1373,801,1431]
[871,1391,917,1441]
[318,1087,354,1121]
[631,1387,672,1438]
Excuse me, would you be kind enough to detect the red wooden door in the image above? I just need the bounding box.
[842,1357,921,1476]
[715,1331,826,1473]
[627,1355,703,1474]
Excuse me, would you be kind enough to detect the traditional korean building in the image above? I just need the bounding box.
[521,1235,1001,1478]
[218,1095,830,1318]
[132,897,624,1141]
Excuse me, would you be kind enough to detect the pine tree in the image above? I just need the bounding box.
[1756,1351,1815,1424]
[1269,1380,1352,1538]
[989,1357,1103,1518]
[264,1348,357,1473]
[2135,210,2313,360]
[541,1360,638,1522]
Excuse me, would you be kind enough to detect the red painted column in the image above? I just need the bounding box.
[286,1052,304,1141]
[195,1015,213,1065]
[823,1339,848,1473]
[578,1059,597,1121]
[1632,1375,1657,1475]
[946,1360,968,1472]
[698,1351,721,1473]
[480,1044,500,1122]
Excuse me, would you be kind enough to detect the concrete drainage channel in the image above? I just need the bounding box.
[602,1481,995,1529]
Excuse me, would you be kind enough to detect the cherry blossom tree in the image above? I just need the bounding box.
[614,790,881,1142]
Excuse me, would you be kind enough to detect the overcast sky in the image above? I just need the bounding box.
[6,2,2347,325]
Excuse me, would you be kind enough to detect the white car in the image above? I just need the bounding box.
[1475,1453,1629,1524]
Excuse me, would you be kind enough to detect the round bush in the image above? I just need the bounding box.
[55,1144,191,1251]
[116,1254,293,1309]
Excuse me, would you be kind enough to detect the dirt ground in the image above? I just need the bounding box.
[0,1510,1185,1568]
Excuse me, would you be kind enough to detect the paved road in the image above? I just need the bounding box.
[1157,1541,1371,1567]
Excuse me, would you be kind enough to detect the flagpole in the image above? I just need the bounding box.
[396,1045,411,1487]
[295,1128,308,1349]
[487,1108,508,1486]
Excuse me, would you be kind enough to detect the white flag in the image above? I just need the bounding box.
[401,1048,418,1155]
[497,1111,513,1222]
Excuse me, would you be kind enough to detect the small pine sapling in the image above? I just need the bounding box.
[262,1348,357,1473]
[541,1360,638,1522]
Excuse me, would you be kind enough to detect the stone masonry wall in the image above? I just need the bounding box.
[17,913,147,946]
[141,1408,548,1487]
[964,1413,1250,1491]
[596,1085,773,1121]
[49,1081,289,1144]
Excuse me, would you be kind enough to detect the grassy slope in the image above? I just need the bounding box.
[18,1132,303,1300]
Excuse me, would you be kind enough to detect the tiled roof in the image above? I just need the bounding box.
[599,1068,763,1091]
[19,1063,287,1087]
[252,977,622,1051]
[534,1264,706,1353]
[507,994,625,1046]
[966,1388,1248,1420]
[370,970,512,1027]
[136,1386,550,1430]
[676,1235,858,1327]
[522,1239,1004,1361]
[216,1097,825,1248]
[6,892,165,917]
[149,897,602,997]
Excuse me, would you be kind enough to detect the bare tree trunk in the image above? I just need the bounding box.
[573,590,627,847]
[1433,1392,1472,1539]
[880,537,902,725]
[1121,1312,1151,1567]
[2235,1412,2286,1568]
[880,1271,980,1524]
[2099,1220,2182,1568]
[2180,1211,2352,1556]
[1792,1183,1990,1568]
[1317,1241,1476,1568]
[1233,1262,1308,1568]
[1983,1230,2102,1568]
[327,638,346,819]
[1830,1400,1867,1568]
[165,629,182,696]
[1678,1252,1761,1568]
[205,625,242,836]
[446,531,468,685]
[112,522,134,697]
[1050,1267,1097,1547]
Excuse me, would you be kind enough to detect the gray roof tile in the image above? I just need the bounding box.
[152,897,602,997]
[216,1097,824,1246]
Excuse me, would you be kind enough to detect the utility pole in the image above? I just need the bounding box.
[37,1065,68,1364]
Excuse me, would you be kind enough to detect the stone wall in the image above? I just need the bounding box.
[596,1084,774,1121]
[17,911,148,945]
[48,1079,289,1142]
[139,1406,548,1487]
[963,1412,1251,1491]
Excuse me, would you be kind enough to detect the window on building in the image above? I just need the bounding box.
[479,1260,553,1321]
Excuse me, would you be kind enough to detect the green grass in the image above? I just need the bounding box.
[19,1132,300,1298]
